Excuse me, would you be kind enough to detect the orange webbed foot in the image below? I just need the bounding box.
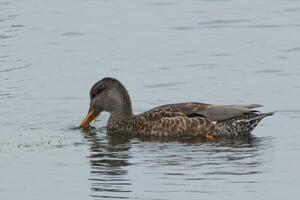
[204,134,215,141]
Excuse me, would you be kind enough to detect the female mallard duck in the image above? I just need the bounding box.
[80,77,273,138]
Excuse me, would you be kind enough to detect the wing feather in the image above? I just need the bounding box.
[138,116,214,136]
[138,102,263,122]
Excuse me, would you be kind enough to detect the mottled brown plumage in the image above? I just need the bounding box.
[80,77,274,138]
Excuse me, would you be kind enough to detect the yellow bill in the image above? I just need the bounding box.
[80,108,100,128]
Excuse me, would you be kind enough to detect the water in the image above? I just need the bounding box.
[0,0,300,199]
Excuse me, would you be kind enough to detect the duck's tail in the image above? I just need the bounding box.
[213,111,275,137]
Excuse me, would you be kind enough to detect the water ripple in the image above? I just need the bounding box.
[253,69,284,74]
[198,19,251,25]
[284,47,300,52]
[61,32,85,36]
[0,93,13,99]
[0,65,29,73]
[148,2,177,6]
[144,82,187,88]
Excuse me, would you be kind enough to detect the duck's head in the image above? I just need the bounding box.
[80,77,133,128]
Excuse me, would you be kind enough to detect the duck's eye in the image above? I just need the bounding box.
[90,87,105,99]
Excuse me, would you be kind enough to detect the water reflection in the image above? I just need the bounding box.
[83,127,132,199]
[82,127,270,199]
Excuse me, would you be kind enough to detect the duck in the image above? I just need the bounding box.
[80,77,274,139]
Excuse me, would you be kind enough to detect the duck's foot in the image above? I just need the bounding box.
[203,134,215,141]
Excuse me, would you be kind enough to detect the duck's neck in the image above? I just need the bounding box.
[109,87,134,122]
[110,104,133,121]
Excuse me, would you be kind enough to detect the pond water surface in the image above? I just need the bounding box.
[0,0,300,199]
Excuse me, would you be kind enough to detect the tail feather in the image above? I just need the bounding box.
[260,111,276,117]
[230,104,263,109]
[213,112,274,136]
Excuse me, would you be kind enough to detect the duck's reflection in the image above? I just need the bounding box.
[82,127,271,199]
[82,127,132,199]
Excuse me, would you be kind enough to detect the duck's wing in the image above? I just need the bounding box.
[191,104,263,122]
[149,116,215,136]
[134,103,213,136]
[133,114,214,137]
[138,102,209,120]
[139,102,263,122]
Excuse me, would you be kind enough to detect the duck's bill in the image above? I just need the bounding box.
[80,108,100,128]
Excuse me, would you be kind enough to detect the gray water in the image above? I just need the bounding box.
[1,0,300,199]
